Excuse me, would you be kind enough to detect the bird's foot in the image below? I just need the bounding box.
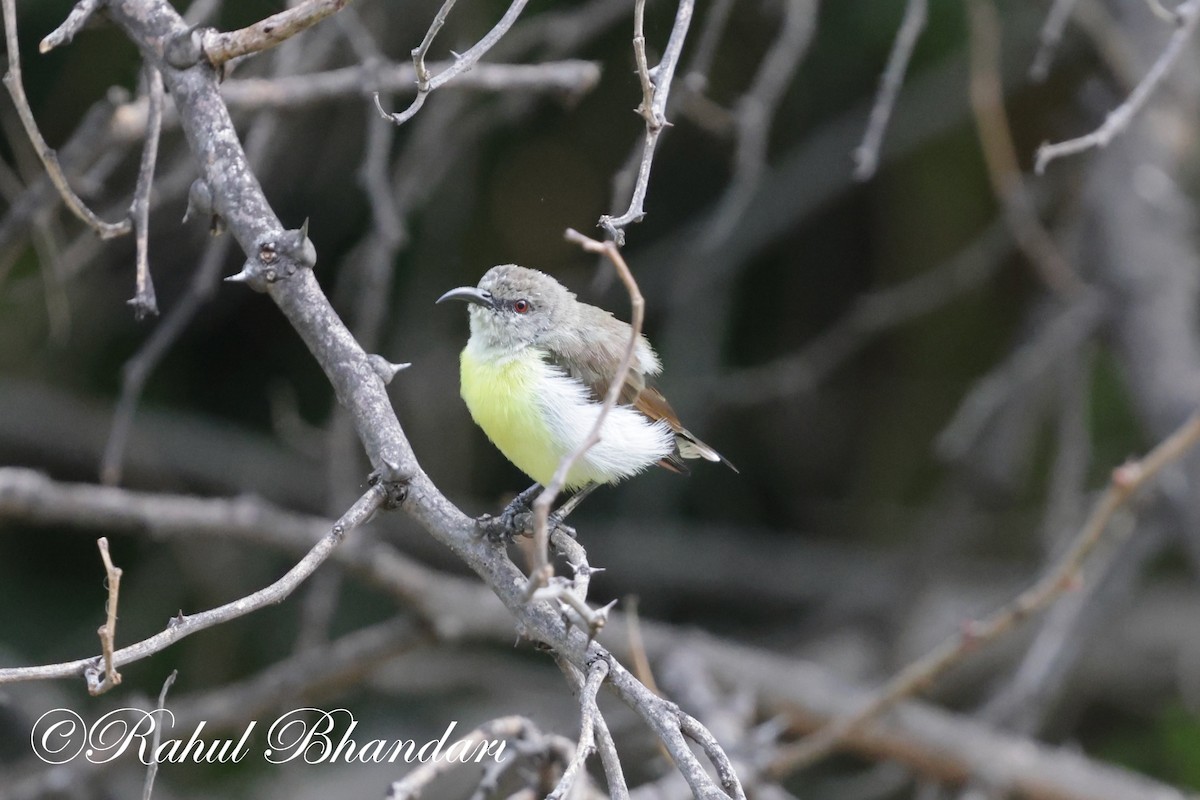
[475,509,577,542]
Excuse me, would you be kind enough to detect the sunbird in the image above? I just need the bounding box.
[438,264,734,532]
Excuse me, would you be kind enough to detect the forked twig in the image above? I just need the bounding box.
[374,0,532,126]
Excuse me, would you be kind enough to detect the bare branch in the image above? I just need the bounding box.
[200,0,352,67]
[1,0,131,239]
[1035,0,1200,173]
[548,659,610,800]
[773,411,1200,770]
[935,293,1104,463]
[853,0,927,180]
[529,230,645,591]
[1030,0,1082,80]
[559,658,629,800]
[411,0,457,91]
[375,0,532,126]
[599,0,694,244]
[104,18,345,486]
[387,716,543,800]
[39,0,103,53]
[716,218,1013,408]
[171,619,421,730]
[16,2,746,795]
[93,537,124,695]
[0,468,1190,800]
[967,0,1081,295]
[127,65,164,319]
[681,0,737,97]
[701,0,815,248]
[0,485,384,688]
[141,670,177,800]
[631,0,656,127]
[101,213,233,486]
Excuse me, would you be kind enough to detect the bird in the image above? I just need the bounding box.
[438,264,734,533]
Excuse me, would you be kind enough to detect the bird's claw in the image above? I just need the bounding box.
[474,510,576,542]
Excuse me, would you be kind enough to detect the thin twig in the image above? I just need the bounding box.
[548,659,610,800]
[374,0,532,126]
[573,664,629,800]
[101,233,233,485]
[200,0,352,67]
[94,537,124,694]
[411,0,457,90]
[104,19,338,486]
[39,0,103,53]
[701,0,815,249]
[128,65,164,319]
[1,0,131,238]
[0,468,1188,800]
[772,411,1200,772]
[625,595,660,696]
[599,0,694,244]
[935,293,1104,463]
[682,0,737,96]
[528,230,645,592]
[387,716,538,800]
[854,0,926,180]
[715,214,1013,409]
[1034,0,1200,173]
[141,670,177,800]
[1029,0,1082,81]
[631,0,656,127]
[967,0,1081,295]
[1145,0,1186,24]
[0,485,384,689]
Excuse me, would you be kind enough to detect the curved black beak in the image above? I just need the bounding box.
[436,287,495,308]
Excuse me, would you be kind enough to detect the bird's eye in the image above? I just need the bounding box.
[513,299,530,314]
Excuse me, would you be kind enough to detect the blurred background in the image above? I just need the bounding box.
[3,0,1200,797]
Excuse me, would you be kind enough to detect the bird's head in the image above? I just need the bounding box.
[437,264,574,354]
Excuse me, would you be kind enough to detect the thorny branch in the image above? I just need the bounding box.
[2,2,747,797]
[773,411,1200,771]
[599,0,694,244]
[375,0,532,126]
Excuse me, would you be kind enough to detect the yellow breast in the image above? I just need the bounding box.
[460,347,564,486]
